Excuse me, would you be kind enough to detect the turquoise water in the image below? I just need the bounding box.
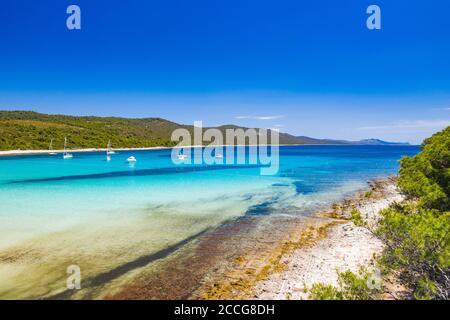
[0,145,420,298]
[0,145,420,246]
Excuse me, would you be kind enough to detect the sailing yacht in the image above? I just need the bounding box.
[48,138,57,155]
[214,149,223,159]
[107,140,116,155]
[63,137,73,159]
[176,148,190,161]
[106,140,112,161]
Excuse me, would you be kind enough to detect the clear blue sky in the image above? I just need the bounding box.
[1,0,449,144]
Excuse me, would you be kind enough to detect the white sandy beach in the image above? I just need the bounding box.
[0,147,171,157]
[0,144,370,157]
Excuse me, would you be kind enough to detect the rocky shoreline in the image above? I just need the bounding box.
[64,177,405,300]
[194,177,405,300]
[254,177,403,299]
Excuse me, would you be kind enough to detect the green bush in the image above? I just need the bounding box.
[377,126,450,299]
[364,190,374,198]
[308,268,381,300]
[377,205,450,299]
[398,126,450,211]
[351,208,367,227]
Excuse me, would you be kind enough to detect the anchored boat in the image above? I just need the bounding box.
[62,137,73,159]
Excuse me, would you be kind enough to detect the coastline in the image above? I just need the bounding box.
[0,175,406,300]
[105,176,404,300]
[0,141,418,299]
[0,146,172,157]
[254,177,404,299]
[70,176,406,300]
[0,144,416,157]
[191,177,404,300]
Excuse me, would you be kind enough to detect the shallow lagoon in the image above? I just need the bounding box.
[0,145,420,298]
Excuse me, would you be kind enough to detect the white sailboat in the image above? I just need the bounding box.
[63,137,73,159]
[177,149,189,161]
[107,140,116,155]
[48,138,57,155]
[127,156,137,162]
[106,140,112,161]
[214,150,223,159]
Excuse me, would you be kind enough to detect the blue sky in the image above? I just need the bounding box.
[1,0,449,144]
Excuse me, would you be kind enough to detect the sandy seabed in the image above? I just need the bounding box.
[102,178,404,300]
[0,177,404,300]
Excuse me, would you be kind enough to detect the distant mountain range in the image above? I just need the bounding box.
[0,111,409,150]
[288,136,410,146]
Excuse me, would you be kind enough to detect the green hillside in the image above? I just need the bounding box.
[0,111,315,150]
[0,111,185,150]
[0,111,406,150]
[0,111,295,150]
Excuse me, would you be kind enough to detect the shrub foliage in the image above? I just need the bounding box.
[376,126,450,299]
[309,126,449,300]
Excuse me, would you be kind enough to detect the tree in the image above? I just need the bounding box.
[398,126,450,211]
[377,126,450,299]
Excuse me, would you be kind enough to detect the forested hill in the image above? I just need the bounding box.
[0,111,408,150]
